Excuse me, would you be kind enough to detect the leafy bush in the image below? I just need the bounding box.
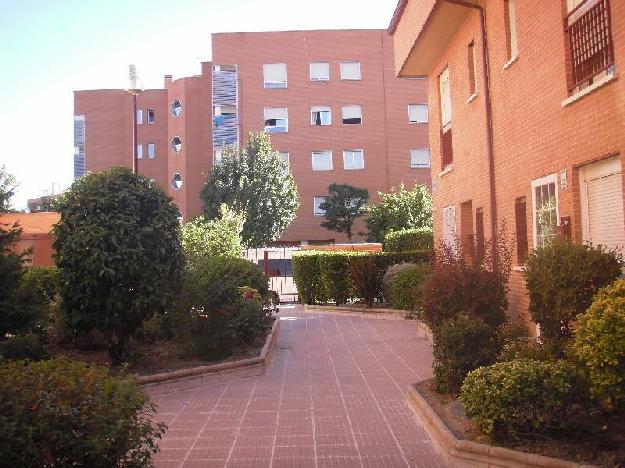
[366,184,432,243]
[460,359,584,440]
[498,321,554,362]
[0,357,165,467]
[199,256,268,298]
[525,240,621,350]
[0,333,46,360]
[319,252,353,305]
[134,313,166,344]
[53,167,185,363]
[349,255,382,307]
[389,263,430,311]
[292,251,326,304]
[21,266,59,303]
[432,314,502,394]
[181,205,245,267]
[384,227,433,252]
[573,279,625,411]
[382,263,416,301]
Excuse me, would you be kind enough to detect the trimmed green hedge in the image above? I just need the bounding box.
[292,250,432,305]
[384,228,433,252]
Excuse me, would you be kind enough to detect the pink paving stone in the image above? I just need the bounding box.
[148,305,445,467]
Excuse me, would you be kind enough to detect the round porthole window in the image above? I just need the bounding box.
[171,136,182,153]
[171,100,182,118]
[172,173,183,191]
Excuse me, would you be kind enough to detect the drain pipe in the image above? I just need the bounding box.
[444,0,498,260]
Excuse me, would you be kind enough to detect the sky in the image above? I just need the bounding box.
[0,0,398,210]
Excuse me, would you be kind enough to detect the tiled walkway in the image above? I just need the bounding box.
[148,306,444,467]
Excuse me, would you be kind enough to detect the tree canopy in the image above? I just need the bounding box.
[319,183,369,241]
[201,132,299,248]
[0,165,18,212]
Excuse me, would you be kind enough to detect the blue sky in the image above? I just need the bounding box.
[0,0,397,209]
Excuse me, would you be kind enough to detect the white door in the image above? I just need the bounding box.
[579,156,625,251]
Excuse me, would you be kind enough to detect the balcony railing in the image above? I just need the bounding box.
[565,0,614,91]
[441,127,453,169]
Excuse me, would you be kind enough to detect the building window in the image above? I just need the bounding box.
[310,62,330,81]
[311,106,331,126]
[475,207,485,258]
[279,152,290,170]
[442,205,457,250]
[343,149,364,170]
[312,150,333,171]
[515,196,529,264]
[340,61,361,80]
[408,104,428,123]
[342,105,362,125]
[504,0,518,60]
[148,143,155,159]
[410,148,430,168]
[460,200,474,258]
[214,148,223,165]
[468,41,477,95]
[313,196,328,216]
[531,174,559,248]
[171,100,182,117]
[439,67,453,168]
[264,108,288,133]
[137,144,143,160]
[172,173,183,191]
[136,109,143,125]
[171,136,182,153]
[564,0,615,93]
[263,63,287,88]
[147,109,155,124]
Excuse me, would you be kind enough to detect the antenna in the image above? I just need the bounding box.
[129,64,138,90]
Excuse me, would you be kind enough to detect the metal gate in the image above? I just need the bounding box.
[244,246,301,302]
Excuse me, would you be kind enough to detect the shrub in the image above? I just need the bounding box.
[498,321,554,362]
[366,183,432,242]
[525,240,621,351]
[384,227,433,252]
[382,263,416,302]
[134,313,166,344]
[0,333,46,360]
[460,359,584,440]
[181,205,245,268]
[432,314,502,394]
[21,266,59,303]
[319,252,352,305]
[53,167,185,363]
[0,357,165,467]
[349,255,382,307]
[292,251,327,305]
[201,256,269,298]
[573,279,625,411]
[389,263,430,311]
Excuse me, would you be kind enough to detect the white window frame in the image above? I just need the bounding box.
[147,143,155,159]
[136,109,143,125]
[408,104,429,124]
[263,63,287,89]
[410,148,431,168]
[340,61,361,80]
[531,173,560,248]
[505,0,519,59]
[342,105,362,125]
[137,144,143,160]
[343,149,364,170]
[147,108,155,124]
[264,107,288,133]
[313,196,328,216]
[310,62,330,81]
[439,67,452,130]
[312,150,333,171]
[311,106,331,126]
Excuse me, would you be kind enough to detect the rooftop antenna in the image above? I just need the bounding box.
[129,64,138,90]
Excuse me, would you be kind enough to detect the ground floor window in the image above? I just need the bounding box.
[531,174,559,248]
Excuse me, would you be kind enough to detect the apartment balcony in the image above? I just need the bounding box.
[213,113,237,147]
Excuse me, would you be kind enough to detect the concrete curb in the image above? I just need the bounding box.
[303,304,433,342]
[405,384,595,468]
[137,318,280,388]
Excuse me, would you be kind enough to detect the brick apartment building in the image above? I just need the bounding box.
[390,0,624,331]
[74,29,430,243]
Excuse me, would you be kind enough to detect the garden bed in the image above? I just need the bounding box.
[412,379,625,467]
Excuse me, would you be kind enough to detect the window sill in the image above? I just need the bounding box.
[512,265,526,272]
[411,166,431,170]
[439,165,453,177]
[409,121,428,125]
[466,93,478,104]
[561,72,617,107]
[503,55,519,70]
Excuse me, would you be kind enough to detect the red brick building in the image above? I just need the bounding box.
[0,212,60,267]
[74,29,430,243]
[391,0,625,331]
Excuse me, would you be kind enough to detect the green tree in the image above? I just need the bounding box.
[201,132,299,248]
[53,167,185,363]
[366,184,432,242]
[181,205,245,268]
[319,183,369,241]
[0,165,18,212]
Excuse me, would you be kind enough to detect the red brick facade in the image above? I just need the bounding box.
[392,0,625,332]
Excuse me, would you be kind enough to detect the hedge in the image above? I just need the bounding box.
[384,227,433,252]
[292,250,432,305]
